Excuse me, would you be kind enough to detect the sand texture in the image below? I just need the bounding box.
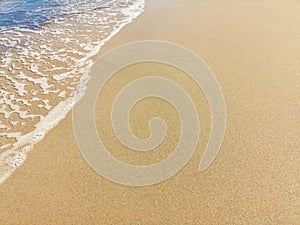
[0,0,299,224]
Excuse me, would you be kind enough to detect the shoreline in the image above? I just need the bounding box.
[0,0,145,184]
[1,0,299,224]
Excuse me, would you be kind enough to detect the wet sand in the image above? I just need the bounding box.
[0,0,299,224]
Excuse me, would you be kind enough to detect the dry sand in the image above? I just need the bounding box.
[0,0,299,224]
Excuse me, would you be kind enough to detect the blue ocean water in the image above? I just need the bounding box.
[0,0,109,30]
[0,0,60,28]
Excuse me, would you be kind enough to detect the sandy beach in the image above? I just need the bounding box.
[0,0,299,224]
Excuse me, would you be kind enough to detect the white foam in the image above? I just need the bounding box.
[0,0,145,184]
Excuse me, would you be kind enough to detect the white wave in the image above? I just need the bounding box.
[0,0,145,184]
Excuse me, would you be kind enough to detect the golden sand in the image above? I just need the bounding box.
[0,0,299,224]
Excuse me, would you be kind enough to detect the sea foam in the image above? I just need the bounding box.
[0,0,145,183]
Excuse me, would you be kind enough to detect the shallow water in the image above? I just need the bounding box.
[0,0,145,183]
